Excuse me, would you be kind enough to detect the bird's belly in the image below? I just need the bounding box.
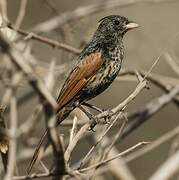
[81,61,121,100]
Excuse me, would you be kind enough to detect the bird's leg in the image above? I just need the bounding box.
[82,102,103,113]
[82,102,111,124]
[77,105,98,131]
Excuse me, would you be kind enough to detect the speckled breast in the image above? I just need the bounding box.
[85,60,121,95]
[75,43,124,102]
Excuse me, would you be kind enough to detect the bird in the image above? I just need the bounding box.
[27,15,139,173]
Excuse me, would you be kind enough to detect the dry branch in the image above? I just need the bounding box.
[0,32,66,179]
[32,0,176,34]
[8,24,80,55]
[125,116,179,163]
[4,94,18,180]
[121,85,179,141]
[79,141,151,173]
[0,32,58,110]
[65,123,90,164]
[149,150,179,180]
[14,0,28,28]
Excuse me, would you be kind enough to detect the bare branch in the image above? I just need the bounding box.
[97,76,147,119]
[32,0,176,34]
[164,52,179,77]
[149,150,179,180]
[65,123,90,164]
[8,24,80,55]
[125,117,179,163]
[4,94,18,180]
[0,32,58,110]
[14,0,28,28]
[86,131,136,180]
[0,0,8,22]
[69,116,78,146]
[121,85,179,141]
[79,141,151,173]
[104,115,128,158]
[79,112,123,169]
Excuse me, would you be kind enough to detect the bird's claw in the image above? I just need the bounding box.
[145,80,150,89]
[88,118,98,132]
[104,117,110,124]
[103,109,113,124]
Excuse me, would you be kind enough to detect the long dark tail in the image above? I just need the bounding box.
[27,106,74,174]
[27,129,48,174]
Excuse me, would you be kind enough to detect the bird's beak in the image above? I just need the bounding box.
[126,22,139,30]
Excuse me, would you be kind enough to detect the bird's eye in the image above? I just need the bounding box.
[114,20,120,25]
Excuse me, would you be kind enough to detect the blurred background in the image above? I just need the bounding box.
[1,0,179,179]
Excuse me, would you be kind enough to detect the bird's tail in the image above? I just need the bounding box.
[27,106,74,174]
[27,129,48,174]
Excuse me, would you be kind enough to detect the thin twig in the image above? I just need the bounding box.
[0,0,8,22]
[125,115,179,163]
[8,24,81,55]
[118,69,179,105]
[18,104,43,137]
[149,150,179,180]
[79,112,123,169]
[14,0,28,28]
[121,85,179,142]
[32,0,176,33]
[42,62,66,180]
[65,123,90,164]
[13,171,68,180]
[43,108,66,180]
[4,94,18,180]
[104,115,128,158]
[2,72,23,106]
[69,116,78,145]
[164,52,179,77]
[43,0,59,16]
[79,73,147,168]
[97,76,147,119]
[87,129,136,180]
[0,32,58,110]
[79,141,151,173]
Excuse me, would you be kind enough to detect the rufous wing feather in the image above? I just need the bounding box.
[57,51,104,110]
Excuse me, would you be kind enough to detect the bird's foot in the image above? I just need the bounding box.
[103,109,114,124]
[77,104,99,131]
[103,117,110,124]
[89,121,97,132]
[88,116,99,132]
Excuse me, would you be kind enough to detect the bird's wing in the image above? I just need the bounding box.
[27,52,104,174]
[57,51,104,110]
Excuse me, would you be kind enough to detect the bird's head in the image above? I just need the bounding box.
[98,15,139,37]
